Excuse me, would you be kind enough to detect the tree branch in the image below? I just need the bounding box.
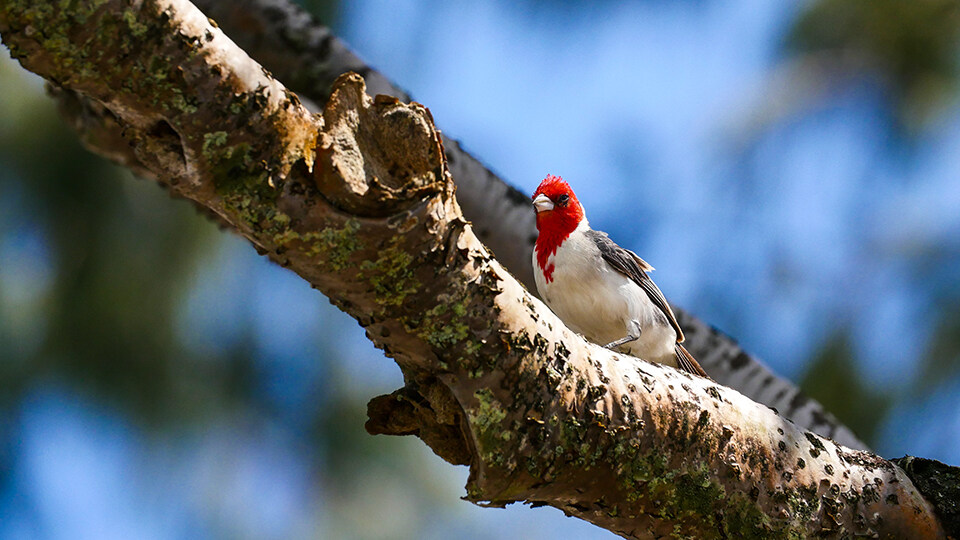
[0,1,951,537]
[189,0,867,449]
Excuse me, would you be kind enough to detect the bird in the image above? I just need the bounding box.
[530,174,707,377]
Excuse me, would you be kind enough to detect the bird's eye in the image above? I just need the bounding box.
[557,194,570,206]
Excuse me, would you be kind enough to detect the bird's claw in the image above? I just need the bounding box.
[604,335,639,350]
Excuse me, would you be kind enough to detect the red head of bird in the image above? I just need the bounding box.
[532,175,586,278]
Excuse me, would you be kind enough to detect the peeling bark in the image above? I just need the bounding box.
[0,1,952,537]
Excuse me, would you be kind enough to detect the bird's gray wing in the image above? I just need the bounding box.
[585,230,685,343]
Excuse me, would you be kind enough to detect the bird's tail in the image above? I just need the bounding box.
[675,343,709,379]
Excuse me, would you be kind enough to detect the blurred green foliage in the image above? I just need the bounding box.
[917,300,960,391]
[0,60,242,425]
[295,0,340,27]
[2,50,262,406]
[800,335,893,445]
[786,0,960,448]
[787,0,960,130]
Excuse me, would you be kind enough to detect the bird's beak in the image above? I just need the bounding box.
[533,193,554,213]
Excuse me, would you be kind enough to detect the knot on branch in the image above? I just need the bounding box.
[366,381,471,466]
[314,73,448,217]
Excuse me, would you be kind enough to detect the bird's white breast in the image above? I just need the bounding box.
[533,221,677,365]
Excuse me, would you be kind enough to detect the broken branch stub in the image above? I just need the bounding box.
[314,78,448,217]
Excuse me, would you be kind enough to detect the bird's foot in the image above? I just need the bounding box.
[604,335,638,350]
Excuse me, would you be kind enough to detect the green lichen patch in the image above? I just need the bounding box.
[214,146,281,237]
[211,142,263,193]
[533,399,821,539]
[721,491,781,540]
[2,0,110,82]
[469,388,508,465]
[269,219,363,271]
[202,130,229,156]
[311,220,362,270]
[121,8,147,38]
[359,239,419,306]
[417,302,469,348]
[4,1,195,111]
[610,439,806,539]
[671,462,726,520]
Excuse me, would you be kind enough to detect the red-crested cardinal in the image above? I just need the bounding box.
[531,175,707,377]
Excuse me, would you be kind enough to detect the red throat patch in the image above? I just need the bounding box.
[532,175,584,283]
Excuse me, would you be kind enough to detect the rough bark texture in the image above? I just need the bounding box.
[894,457,960,537]
[190,0,867,450]
[1,1,954,538]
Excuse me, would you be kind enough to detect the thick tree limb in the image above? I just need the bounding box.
[0,1,952,537]
[189,0,866,450]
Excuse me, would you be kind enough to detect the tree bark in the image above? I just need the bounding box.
[0,1,953,537]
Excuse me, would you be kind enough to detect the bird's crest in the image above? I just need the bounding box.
[533,174,572,201]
